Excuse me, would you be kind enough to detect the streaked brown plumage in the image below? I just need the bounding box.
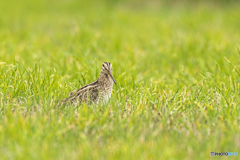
[58,62,116,106]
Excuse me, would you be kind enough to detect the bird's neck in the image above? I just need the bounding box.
[98,72,113,86]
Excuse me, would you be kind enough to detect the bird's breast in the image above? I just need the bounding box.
[100,85,113,102]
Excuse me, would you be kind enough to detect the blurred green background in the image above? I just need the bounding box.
[0,0,240,159]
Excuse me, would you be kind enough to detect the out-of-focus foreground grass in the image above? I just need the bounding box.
[0,0,240,159]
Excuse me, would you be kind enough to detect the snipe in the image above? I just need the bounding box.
[58,62,116,106]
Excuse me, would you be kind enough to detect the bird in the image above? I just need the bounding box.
[58,62,116,106]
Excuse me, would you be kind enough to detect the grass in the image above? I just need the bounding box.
[0,0,240,159]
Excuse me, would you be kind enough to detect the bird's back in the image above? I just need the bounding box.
[60,79,100,105]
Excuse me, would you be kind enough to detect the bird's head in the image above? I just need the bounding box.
[100,62,116,84]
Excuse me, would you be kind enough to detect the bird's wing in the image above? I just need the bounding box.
[69,82,100,103]
[57,79,99,106]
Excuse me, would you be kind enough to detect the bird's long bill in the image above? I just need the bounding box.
[109,72,117,84]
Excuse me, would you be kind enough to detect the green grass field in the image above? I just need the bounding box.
[0,0,240,159]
